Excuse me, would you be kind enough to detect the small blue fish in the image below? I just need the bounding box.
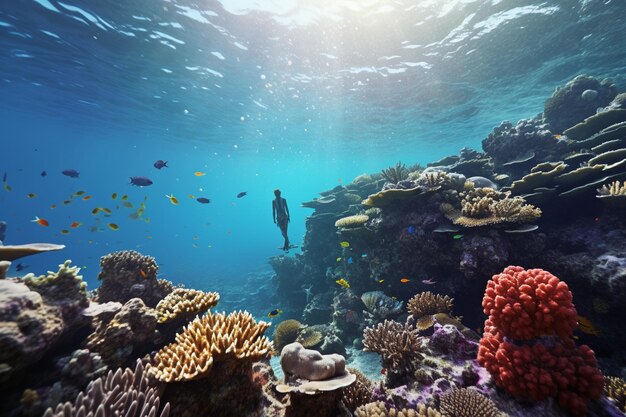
[347,257,353,264]
[407,226,416,234]
[62,169,79,178]
[196,197,211,204]
[153,160,168,169]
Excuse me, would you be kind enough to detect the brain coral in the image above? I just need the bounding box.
[155,288,219,324]
[481,266,578,340]
[152,310,272,382]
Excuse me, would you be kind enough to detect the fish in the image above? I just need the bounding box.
[107,223,120,231]
[92,208,101,215]
[339,241,350,248]
[139,269,147,278]
[112,193,117,199]
[50,204,57,209]
[154,160,168,169]
[421,279,437,285]
[70,221,82,228]
[400,278,411,283]
[3,183,11,192]
[381,368,387,375]
[60,229,70,235]
[31,216,49,227]
[102,208,112,215]
[61,169,79,178]
[74,191,86,196]
[577,316,600,336]
[452,234,464,240]
[89,226,98,232]
[336,257,342,262]
[82,195,92,200]
[122,202,133,208]
[361,253,367,258]
[129,176,153,187]
[63,200,71,205]
[194,171,206,177]
[196,197,210,204]
[554,134,562,139]
[407,226,416,234]
[121,195,129,201]
[144,218,150,223]
[27,193,37,198]
[336,278,350,289]
[236,192,247,198]
[267,309,283,318]
[188,195,195,199]
[378,279,385,283]
[15,263,28,272]
[40,171,47,177]
[347,257,353,264]
[165,194,179,205]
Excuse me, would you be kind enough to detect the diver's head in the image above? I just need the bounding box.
[274,189,281,197]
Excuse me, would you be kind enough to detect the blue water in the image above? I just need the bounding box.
[1,0,626,305]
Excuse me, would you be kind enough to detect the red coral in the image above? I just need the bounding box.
[478,267,604,416]
[482,266,578,340]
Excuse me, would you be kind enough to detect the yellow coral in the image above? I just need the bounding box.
[155,288,220,324]
[335,215,369,228]
[605,376,626,412]
[356,401,441,417]
[152,310,272,382]
[597,180,626,196]
[440,388,506,417]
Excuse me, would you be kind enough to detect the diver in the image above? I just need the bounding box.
[272,189,291,251]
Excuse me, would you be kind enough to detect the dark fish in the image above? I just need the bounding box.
[15,263,28,272]
[196,197,210,204]
[62,169,80,178]
[154,160,168,169]
[129,176,153,187]
[236,192,247,198]
[2,172,6,182]
[40,171,47,177]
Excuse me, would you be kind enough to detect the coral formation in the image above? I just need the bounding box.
[335,214,370,228]
[361,291,404,319]
[439,388,504,417]
[0,243,66,262]
[42,361,169,417]
[342,368,374,412]
[280,341,345,381]
[152,310,272,382]
[604,376,626,412]
[381,162,409,184]
[155,288,219,324]
[296,326,324,348]
[356,401,441,417]
[598,180,626,195]
[97,250,172,307]
[478,266,604,416]
[407,292,454,329]
[274,319,304,351]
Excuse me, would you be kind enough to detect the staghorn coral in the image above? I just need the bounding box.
[273,319,303,351]
[381,162,409,184]
[152,310,272,382]
[363,320,423,385]
[97,250,171,307]
[361,291,404,319]
[604,376,626,412]
[335,214,369,228]
[155,288,219,324]
[356,401,441,417]
[407,292,454,322]
[597,180,626,195]
[439,388,504,417]
[43,361,169,417]
[342,368,374,412]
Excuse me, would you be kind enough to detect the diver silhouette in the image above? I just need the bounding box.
[272,189,291,251]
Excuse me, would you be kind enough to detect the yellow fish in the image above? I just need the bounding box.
[165,194,179,205]
[60,229,70,235]
[92,207,101,215]
[50,204,57,209]
[112,193,117,199]
[336,257,342,262]
[340,241,350,248]
[27,193,37,198]
[378,279,385,283]
[577,315,600,336]
[121,195,129,201]
[144,218,150,223]
[107,223,120,231]
[336,278,350,289]
[188,195,195,199]
[194,171,206,177]
[74,191,86,196]
[102,208,112,215]
[122,202,133,208]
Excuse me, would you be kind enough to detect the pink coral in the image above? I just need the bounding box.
[478,267,604,416]
[482,266,577,340]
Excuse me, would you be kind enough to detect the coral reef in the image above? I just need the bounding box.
[604,376,626,412]
[152,310,272,382]
[336,214,370,228]
[382,162,410,184]
[274,319,304,351]
[439,388,504,417]
[407,292,454,329]
[42,361,169,417]
[356,401,441,417]
[155,288,219,324]
[478,266,604,416]
[342,368,374,412]
[280,341,346,381]
[97,250,172,307]
[362,291,404,320]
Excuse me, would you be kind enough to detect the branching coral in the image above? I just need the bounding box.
[43,361,169,417]
[342,368,374,412]
[407,292,454,329]
[273,319,303,351]
[597,180,626,195]
[356,401,441,417]
[604,376,626,412]
[335,215,369,228]
[363,320,423,378]
[152,310,272,382]
[439,388,504,417]
[155,288,219,324]
[381,162,409,184]
[362,291,404,319]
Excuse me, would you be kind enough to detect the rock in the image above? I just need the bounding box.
[0,220,6,243]
[280,342,346,381]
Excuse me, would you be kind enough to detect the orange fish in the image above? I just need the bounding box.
[400,278,411,283]
[31,216,49,227]
[70,221,82,228]
[381,368,387,375]
[82,195,92,201]
[139,269,147,279]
